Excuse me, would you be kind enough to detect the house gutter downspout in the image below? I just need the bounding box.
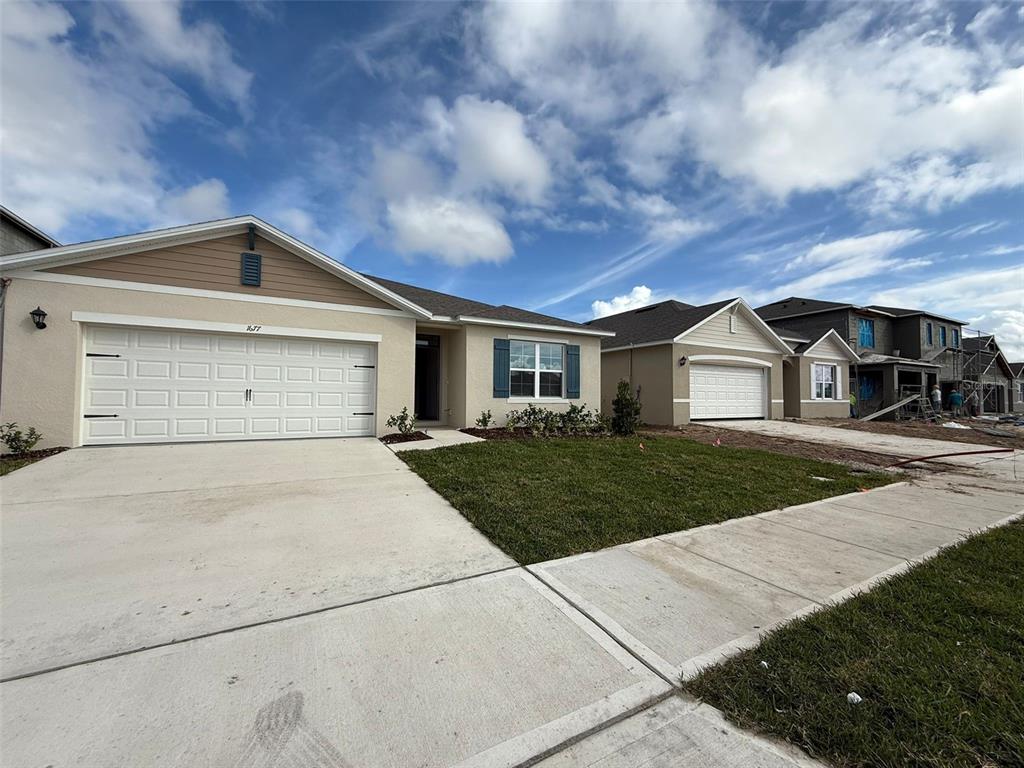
[0,277,10,409]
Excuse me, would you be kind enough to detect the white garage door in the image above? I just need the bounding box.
[82,326,376,445]
[689,364,765,420]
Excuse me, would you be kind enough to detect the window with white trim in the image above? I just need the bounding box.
[813,363,838,400]
[510,340,564,398]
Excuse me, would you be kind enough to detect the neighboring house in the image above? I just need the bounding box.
[1009,362,1024,414]
[755,297,965,417]
[962,335,1015,415]
[0,205,60,256]
[587,298,792,425]
[0,216,611,448]
[779,329,859,419]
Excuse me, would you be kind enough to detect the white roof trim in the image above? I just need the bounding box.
[0,215,433,319]
[799,329,860,361]
[457,315,615,337]
[673,298,794,354]
[601,339,674,353]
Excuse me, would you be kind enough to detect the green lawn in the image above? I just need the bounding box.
[685,520,1024,768]
[399,436,894,564]
[0,456,38,476]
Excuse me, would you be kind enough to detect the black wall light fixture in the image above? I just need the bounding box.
[678,355,687,366]
[30,306,47,329]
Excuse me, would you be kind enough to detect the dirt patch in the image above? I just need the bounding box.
[460,427,609,441]
[379,431,431,445]
[809,417,1024,451]
[643,425,904,470]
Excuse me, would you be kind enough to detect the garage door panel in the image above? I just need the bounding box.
[82,327,376,444]
[689,364,765,420]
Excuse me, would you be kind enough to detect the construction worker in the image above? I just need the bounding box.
[930,384,942,414]
[849,391,857,418]
[949,388,964,417]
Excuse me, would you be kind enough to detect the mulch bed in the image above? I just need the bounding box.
[643,425,903,470]
[0,446,69,475]
[460,427,609,441]
[379,431,432,445]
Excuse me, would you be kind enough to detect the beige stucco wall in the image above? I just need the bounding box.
[672,343,786,424]
[0,277,417,447]
[452,324,603,428]
[598,345,674,425]
[789,354,851,419]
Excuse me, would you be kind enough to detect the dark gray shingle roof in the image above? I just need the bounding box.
[755,297,852,320]
[362,274,590,329]
[587,299,735,349]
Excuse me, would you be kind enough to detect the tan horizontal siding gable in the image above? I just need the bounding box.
[808,334,850,359]
[44,233,393,309]
[683,306,781,353]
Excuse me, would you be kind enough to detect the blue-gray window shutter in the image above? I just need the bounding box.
[493,338,510,398]
[240,252,262,286]
[566,344,581,399]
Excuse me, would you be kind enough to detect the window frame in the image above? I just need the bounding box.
[926,322,933,346]
[939,326,947,347]
[508,340,565,399]
[812,362,841,400]
[953,328,960,348]
[857,318,875,348]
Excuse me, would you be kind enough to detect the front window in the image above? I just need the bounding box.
[926,322,933,345]
[953,329,960,348]
[858,318,875,348]
[510,340,563,398]
[813,363,837,400]
[939,326,947,347]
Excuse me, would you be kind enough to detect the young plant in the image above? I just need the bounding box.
[475,410,493,428]
[385,407,417,435]
[611,381,643,436]
[0,422,42,455]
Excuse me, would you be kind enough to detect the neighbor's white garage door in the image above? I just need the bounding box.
[82,326,376,445]
[689,364,765,420]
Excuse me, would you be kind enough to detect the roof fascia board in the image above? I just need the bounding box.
[763,304,894,322]
[601,339,674,353]
[0,206,60,247]
[457,315,615,337]
[676,298,794,354]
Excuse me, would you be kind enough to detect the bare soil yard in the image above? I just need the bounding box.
[808,417,1024,451]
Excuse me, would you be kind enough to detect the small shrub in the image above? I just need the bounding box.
[475,410,493,428]
[611,381,642,435]
[385,407,417,435]
[0,422,42,455]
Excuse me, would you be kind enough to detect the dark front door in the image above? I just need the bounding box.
[415,334,441,421]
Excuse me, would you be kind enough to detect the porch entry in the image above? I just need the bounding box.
[415,334,441,421]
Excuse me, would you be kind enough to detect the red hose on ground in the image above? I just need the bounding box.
[887,448,1015,468]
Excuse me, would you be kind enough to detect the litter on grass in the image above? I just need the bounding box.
[810,476,834,482]
[942,422,970,430]
[759,660,769,669]
[847,692,863,705]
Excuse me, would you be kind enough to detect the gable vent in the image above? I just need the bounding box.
[240,252,262,286]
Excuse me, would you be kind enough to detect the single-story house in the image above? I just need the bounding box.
[587,298,793,424]
[776,329,859,418]
[0,216,611,448]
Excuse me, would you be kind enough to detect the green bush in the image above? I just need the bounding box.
[504,404,606,436]
[385,407,417,435]
[611,381,642,435]
[0,422,42,455]
[475,410,493,428]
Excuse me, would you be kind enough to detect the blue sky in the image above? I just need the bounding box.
[2,1,1022,355]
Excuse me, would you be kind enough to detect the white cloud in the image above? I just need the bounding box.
[0,1,242,236]
[97,0,252,112]
[386,195,513,266]
[591,285,657,318]
[787,229,925,270]
[870,265,1024,359]
[984,244,1024,257]
[427,95,551,204]
[158,179,230,225]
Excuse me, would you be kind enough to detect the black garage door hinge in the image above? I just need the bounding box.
[353,412,375,416]
[86,353,121,358]
[354,365,375,369]
[83,414,118,418]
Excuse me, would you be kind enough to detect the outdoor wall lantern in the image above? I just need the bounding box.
[678,355,687,366]
[30,306,47,330]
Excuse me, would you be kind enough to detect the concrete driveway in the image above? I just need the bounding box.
[1,438,513,678]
